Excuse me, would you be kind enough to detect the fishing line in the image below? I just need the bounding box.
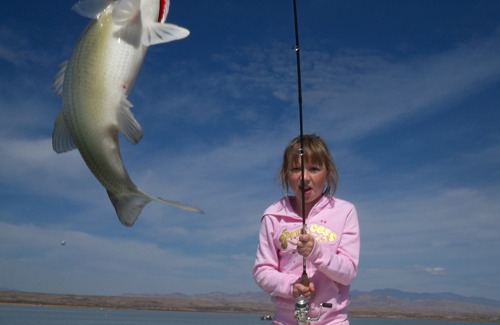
[292,0,309,287]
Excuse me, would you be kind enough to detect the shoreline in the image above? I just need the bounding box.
[0,291,498,323]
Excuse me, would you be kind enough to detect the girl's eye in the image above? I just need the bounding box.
[290,167,301,173]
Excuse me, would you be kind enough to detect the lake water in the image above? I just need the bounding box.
[0,305,497,325]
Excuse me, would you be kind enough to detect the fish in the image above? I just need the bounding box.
[52,0,202,226]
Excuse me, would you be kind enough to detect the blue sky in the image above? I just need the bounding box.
[1,0,500,300]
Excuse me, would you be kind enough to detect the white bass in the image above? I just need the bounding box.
[52,0,202,226]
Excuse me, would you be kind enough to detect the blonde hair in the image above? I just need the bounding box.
[277,134,338,195]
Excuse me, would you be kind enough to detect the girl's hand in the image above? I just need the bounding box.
[292,281,315,299]
[297,234,314,257]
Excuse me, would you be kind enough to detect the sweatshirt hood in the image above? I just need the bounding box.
[262,195,336,220]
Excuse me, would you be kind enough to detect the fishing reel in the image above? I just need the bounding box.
[294,295,332,325]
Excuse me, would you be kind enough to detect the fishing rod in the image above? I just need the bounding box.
[292,0,309,288]
[291,4,333,323]
[290,3,334,323]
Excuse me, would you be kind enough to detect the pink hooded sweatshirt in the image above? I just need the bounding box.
[253,195,360,325]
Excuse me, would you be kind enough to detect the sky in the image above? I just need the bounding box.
[1,0,500,301]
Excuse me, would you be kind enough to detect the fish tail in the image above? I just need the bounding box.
[107,189,203,227]
[150,194,204,214]
[107,190,152,227]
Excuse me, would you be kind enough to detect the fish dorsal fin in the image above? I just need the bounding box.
[52,111,77,153]
[52,61,68,97]
[142,23,190,46]
[72,0,115,19]
[117,96,143,144]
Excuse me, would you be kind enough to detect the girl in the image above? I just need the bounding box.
[253,134,360,325]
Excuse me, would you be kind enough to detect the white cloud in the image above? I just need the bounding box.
[0,221,260,295]
[414,265,446,276]
[1,2,500,300]
[298,33,500,141]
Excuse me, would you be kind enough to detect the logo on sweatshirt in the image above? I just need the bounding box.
[279,224,338,249]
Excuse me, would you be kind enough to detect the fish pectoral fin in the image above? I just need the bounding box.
[112,0,141,26]
[110,0,189,46]
[72,0,115,19]
[52,61,68,97]
[117,96,143,144]
[142,23,190,46]
[52,111,77,153]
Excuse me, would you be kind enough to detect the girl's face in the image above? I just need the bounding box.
[288,160,327,205]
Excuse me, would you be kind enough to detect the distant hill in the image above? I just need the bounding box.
[131,288,500,317]
[351,288,500,308]
[349,288,500,316]
[180,289,500,318]
[1,288,499,321]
